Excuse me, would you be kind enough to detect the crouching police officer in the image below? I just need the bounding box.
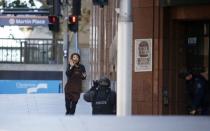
[84,76,116,115]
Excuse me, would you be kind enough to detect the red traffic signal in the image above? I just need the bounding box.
[48,15,59,32]
[69,16,78,24]
[68,15,78,32]
[48,15,59,23]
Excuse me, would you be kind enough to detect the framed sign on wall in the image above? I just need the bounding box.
[134,39,153,72]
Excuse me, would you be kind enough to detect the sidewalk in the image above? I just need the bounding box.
[0,94,210,131]
[0,93,92,115]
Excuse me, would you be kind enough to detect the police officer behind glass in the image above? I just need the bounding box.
[84,76,116,115]
[181,71,209,115]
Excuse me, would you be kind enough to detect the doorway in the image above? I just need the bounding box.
[163,21,209,114]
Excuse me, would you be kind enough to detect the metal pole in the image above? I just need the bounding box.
[75,32,79,54]
[94,6,97,80]
[117,0,133,116]
[90,4,94,85]
[62,1,69,90]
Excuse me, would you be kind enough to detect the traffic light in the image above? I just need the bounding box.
[93,0,98,5]
[72,0,81,16]
[92,0,108,8]
[48,15,59,32]
[68,15,78,32]
[47,0,61,16]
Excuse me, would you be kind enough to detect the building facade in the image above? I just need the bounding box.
[90,0,210,115]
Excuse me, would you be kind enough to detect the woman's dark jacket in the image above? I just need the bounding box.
[65,64,86,101]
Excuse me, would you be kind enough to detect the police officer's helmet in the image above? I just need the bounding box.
[98,76,110,87]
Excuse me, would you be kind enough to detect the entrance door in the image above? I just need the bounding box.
[163,21,209,115]
[185,23,209,75]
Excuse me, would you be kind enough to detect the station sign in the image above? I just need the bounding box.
[0,16,48,26]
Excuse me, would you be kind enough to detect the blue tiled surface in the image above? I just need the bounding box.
[0,80,62,94]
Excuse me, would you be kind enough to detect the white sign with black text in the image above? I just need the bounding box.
[135,39,153,72]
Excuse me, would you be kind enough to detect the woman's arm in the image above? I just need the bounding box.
[80,64,87,80]
[66,64,74,77]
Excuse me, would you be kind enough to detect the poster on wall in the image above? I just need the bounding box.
[135,38,153,72]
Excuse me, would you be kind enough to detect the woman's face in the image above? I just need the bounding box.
[72,55,79,64]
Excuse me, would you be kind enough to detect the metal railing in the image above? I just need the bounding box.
[0,38,63,64]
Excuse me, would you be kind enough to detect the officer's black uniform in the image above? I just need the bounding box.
[84,77,116,115]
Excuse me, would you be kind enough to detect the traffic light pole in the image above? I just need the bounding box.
[62,1,69,90]
[74,32,80,54]
[117,0,133,116]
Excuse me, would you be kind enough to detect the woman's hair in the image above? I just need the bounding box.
[70,53,80,62]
